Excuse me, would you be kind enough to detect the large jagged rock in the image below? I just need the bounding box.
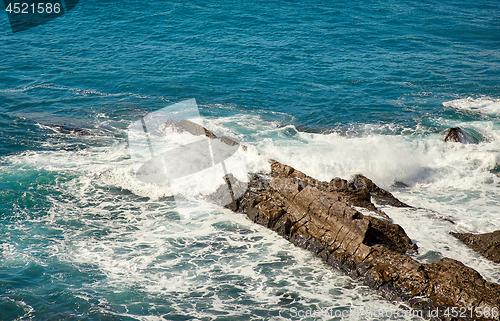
[230,160,500,320]
[451,231,500,264]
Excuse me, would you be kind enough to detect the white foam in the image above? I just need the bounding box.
[201,111,500,216]
[443,96,500,116]
[209,113,500,195]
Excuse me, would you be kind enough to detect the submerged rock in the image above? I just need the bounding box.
[164,118,245,150]
[444,127,484,144]
[451,230,500,264]
[445,127,466,143]
[164,118,217,139]
[47,124,91,135]
[229,160,500,320]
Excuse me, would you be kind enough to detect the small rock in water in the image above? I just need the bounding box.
[444,126,483,144]
[47,124,91,135]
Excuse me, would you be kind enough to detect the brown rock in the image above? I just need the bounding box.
[270,160,407,218]
[445,127,465,143]
[444,127,482,145]
[451,230,500,264]
[350,174,411,208]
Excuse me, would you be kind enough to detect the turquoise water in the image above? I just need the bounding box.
[1,1,500,320]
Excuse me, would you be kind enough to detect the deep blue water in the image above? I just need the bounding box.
[1,1,500,320]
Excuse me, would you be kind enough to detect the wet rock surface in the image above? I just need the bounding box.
[445,127,468,143]
[47,124,92,135]
[229,160,500,320]
[451,230,500,264]
[444,127,484,144]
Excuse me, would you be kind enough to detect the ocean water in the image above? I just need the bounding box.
[1,0,500,320]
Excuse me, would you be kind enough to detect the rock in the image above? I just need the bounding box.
[230,160,500,320]
[445,127,466,143]
[349,174,411,208]
[165,118,217,138]
[444,127,483,144]
[47,124,91,135]
[270,160,407,218]
[165,118,246,150]
[208,173,248,211]
[451,230,500,264]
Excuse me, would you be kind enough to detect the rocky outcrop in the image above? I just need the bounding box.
[167,121,500,319]
[230,160,500,320]
[451,230,500,264]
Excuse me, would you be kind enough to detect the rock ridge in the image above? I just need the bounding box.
[451,230,500,264]
[167,120,499,320]
[230,160,500,321]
